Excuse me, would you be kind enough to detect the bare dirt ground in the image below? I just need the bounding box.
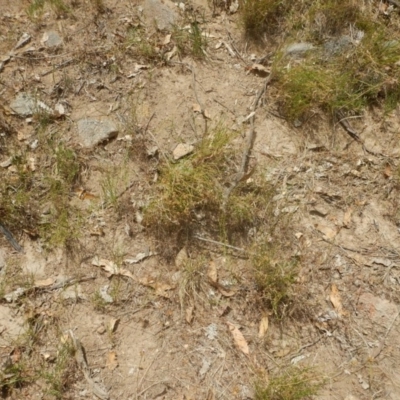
[1,1,400,399]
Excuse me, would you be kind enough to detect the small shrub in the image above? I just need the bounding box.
[173,19,208,59]
[144,128,235,235]
[255,367,322,400]
[251,243,297,317]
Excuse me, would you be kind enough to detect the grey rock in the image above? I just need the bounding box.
[42,31,63,48]
[142,0,178,31]
[285,42,315,56]
[10,92,53,117]
[10,93,36,117]
[77,118,118,148]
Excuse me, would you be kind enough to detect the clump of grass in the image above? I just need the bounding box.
[0,130,83,249]
[27,0,71,20]
[144,126,275,254]
[173,19,208,59]
[241,0,400,119]
[0,312,79,398]
[90,0,106,14]
[251,242,297,317]
[42,340,77,399]
[125,26,160,63]
[240,0,289,41]
[274,28,400,120]
[144,128,233,231]
[255,367,322,400]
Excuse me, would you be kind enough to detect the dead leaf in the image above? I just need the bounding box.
[133,63,149,71]
[34,277,56,288]
[192,103,202,113]
[27,157,36,171]
[90,227,104,236]
[192,103,201,113]
[258,316,269,338]
[330,284,346,317]
[384,163,392,178]
[248,63,271,77]
[165,45,177,61]
[227,322,249,355]
[92,257,119,277]
[106,351,118,371]
[119,268,135,280]
[207,261,218,284]
[173,143,194,160]
[185,305,194,324]
[153,282,174,298]
[108,318,120,333]
[175,247,189,268]
[162,34,171,45]
[218,285,236,297]
[343,208,353,228]
[316,224,337,240]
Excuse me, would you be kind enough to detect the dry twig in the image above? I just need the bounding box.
[222,75,272,207]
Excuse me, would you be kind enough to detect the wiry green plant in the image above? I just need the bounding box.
[255,367,323,400]
[251,242,297,317]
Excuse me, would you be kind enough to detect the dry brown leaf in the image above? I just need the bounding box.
[34,277,56,287]
[207,261,218,284]
[175,247,189,268]
[218,285,236,297]
[92,257,119,277]
[316,224,337,240]
[108,318,120,333]
[343,208,353,228]
[192,103,202,113]
[384,163,392,178]
[162,34,171,45]
[204,109,211,119]
[258,316,269,338]
[185,305,194,324]
[106,351,118,371]
[227,322,249,355]
[154,282,174,297]
[248,63,270,77]
[119,268,135,280]
[330,284,345,317]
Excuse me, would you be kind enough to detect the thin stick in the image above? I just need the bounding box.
[336,110,388,158]
[41,59,74,76]
[194,234,246,252]
[0,222,23,253]
[222,75,272,206]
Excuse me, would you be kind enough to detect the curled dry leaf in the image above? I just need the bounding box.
[106,351,118,371]
[227,322,249,355]
[218,286,236,297]
[330,284,346,317]
[207,261,218,284]
[162,34,171,45]
[248,63,270,77]
[384,163,392,178]
[258,316,269,338]
[185,305,194,324]
[316,224,337,240]
[343,208,353,228]
[175,247,189,268]
[108,317,120,333]
[34,277,56,287]
[192,103,202,113]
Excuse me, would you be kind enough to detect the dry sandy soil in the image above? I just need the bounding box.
[1,1,400,399]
